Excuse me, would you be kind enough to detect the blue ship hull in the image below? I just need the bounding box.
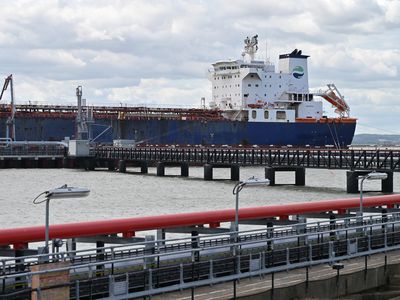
[0,117,356,146]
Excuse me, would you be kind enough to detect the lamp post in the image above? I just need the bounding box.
[358,172,388,218]
[232,176,269,299]
[33,184,90,255]
[232,177,270,248]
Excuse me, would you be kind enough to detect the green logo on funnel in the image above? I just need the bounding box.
[292,66,304,79]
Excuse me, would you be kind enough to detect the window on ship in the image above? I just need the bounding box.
[264,110,269,119]
[276,111,286,120]
[252,110,257,119]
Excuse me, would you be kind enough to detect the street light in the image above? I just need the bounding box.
[33,184,90,255]
[232,177,270,248]
[231,176,269,299]
[358,172,387,218]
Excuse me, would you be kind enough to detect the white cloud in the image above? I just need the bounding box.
[0,0,398,134]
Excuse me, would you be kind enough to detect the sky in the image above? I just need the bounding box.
[0,0,399,134]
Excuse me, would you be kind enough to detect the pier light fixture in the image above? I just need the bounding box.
[358,172,387,218]
[33,184,90,255]
[232,176,269,298]
[232,177,270,248]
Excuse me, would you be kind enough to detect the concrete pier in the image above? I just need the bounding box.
[204,164,240,181]
[107,160,116,171]
[156,162,189,177]
[346,170,393,193]
[118,160,126,173]
[265,166,305,186]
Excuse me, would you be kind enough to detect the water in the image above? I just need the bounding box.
[0,167,399,230]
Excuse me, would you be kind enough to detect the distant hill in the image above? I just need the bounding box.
[352,134,400,145]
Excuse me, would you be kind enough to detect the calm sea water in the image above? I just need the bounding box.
[0,167,399,229]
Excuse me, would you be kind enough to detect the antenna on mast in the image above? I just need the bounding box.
[242,34,258,62]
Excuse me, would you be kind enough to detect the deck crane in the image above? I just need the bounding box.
[0,74,16,140]
[314,83,350,118]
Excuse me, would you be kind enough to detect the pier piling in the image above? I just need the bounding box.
[265,166,306,186]
[118,160,126,173]
[346,170,393,193]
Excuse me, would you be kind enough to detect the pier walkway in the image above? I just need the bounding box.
[93,146,400,171]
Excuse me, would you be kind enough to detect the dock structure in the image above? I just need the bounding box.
[1,195,400,299]
[1,145,399,192]
[92,146,399,192]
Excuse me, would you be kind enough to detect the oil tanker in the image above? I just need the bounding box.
[0,35,356,147]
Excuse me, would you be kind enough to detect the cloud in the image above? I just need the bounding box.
[0,0,398,134]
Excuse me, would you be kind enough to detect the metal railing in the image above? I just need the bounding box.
[1,212,400,298]
[93,147,400,171]
[0,141,66,157]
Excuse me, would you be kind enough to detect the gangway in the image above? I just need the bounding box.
[314,83,350,117]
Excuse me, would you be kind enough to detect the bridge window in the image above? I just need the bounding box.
[248,84,251,87]
[255,84,259,87]
[276,111,286,120]
[264,110,269,119]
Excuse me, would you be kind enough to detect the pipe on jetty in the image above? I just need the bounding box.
[1,195,400,246]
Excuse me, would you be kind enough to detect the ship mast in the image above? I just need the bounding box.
[242,35,258,62]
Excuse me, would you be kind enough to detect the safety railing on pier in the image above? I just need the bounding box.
[0,141,66,157]
[2,213,400,299]
[93,147,400,171]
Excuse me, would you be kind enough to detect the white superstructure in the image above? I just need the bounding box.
[209,35,349,122]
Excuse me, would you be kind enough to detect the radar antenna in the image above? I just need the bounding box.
[242,34,258,61]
